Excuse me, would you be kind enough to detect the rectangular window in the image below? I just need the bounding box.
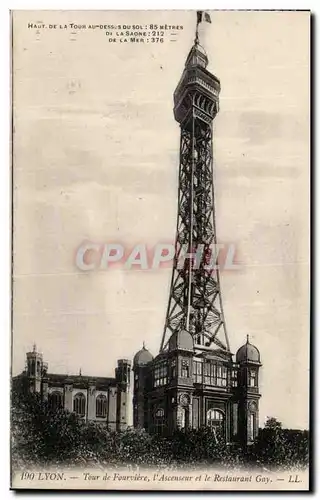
[193,361,228,386]
[181,362,189,378]
[154,362,168,387]
[249,413,255,440]
[171,360,176,378]
[197,361,202,383]
[201,361,218,386]
[181,365,189,378]
[249,369,257,387]
[232,403,238,436]
[193,360,203,383]
[231,369,238,387]
[196,333,205,345]
[204,362,210,385]
[216,364,228,387]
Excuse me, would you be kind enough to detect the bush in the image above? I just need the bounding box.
[249,427,309,470]
[11,390,84,467]
[11,392,309,471]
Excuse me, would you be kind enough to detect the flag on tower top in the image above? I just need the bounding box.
[197,11,212,24]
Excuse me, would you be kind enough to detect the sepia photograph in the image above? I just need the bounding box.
[10,9,310,491]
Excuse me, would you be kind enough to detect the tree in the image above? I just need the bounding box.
[265,417,282,431]
[251,417,309,469]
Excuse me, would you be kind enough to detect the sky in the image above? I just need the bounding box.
[12,10,309,429]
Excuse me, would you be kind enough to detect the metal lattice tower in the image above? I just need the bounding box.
[160,32,230,358]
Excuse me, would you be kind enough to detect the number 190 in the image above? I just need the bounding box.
[21,472,35,480]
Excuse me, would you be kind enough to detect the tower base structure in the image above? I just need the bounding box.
[133,336,261,446]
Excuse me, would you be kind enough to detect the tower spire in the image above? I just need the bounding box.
[195,11,200,45]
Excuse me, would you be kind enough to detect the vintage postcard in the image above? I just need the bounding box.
[11,10,310,491]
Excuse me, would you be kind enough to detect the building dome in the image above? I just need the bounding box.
[236,335,261,363]
[169,329,194,352]
[133,343,153,368]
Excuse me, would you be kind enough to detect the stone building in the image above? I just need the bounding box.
[133,335,262,446]
[13,345,131,430]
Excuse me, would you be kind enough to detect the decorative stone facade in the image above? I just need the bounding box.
[13,345,131,430]
[133,336,262,446]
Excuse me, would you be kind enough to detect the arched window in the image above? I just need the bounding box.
[207,409,225,438]
[96,394,108,418]
[155,408,164,418]
[49,391,63,410]
[176,405,190,430]
[73,392,86,416]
